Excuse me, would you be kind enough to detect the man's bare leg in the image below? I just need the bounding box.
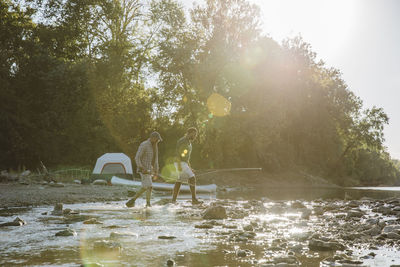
[146,187,152,207]
[172,182,181,203]
[189,177,202,204]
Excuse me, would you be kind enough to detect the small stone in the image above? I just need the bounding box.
[92,179,108,186]
[83,218,102,224]
[166,259,175,266]
[195,223,214,229]
[158,236,176,240]
[243,224,253,231]
[236,250,247,257]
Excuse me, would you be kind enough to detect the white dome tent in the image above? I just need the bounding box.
[91,153,133,180]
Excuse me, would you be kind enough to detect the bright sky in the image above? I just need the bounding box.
[181,0,400,159]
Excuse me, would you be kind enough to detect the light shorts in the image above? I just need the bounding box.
[140,173,152,188]
[174,162,195,183]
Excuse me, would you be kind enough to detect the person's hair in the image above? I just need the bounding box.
[187,127,198,135]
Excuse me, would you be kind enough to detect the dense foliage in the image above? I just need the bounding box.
[1,0,399,185]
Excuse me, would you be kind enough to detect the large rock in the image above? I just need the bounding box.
[0,217,26,227]
[51,203,63,216]
[55,228,77,236]
[308,238,345,251]
[202,205,227,220]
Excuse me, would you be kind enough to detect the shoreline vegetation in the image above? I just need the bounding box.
[1,0,400,187]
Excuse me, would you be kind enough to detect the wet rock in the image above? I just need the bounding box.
[291,201,306,209]
[55,228,77,236]
[158,235,176,240]
[236,249,247,257]
[346,210,364,219]
[103,225,127,229]
[93,240,121,252]
[273,255,299,265]
[223,224,237,229]
[249,200,267,212]
[382,225,400,233]
[92,179,108,186]
[308,238,345,251]
[0,217,26,227]
[203,205,227,220]
[63,208,72,215]
[313,207,324,216]
[83,218,102,224]
[386,232,400,240]
[110,232,138,239]
[166,259,175,266]
[269,203,286,214]
[63,214,91,224]
[373,206,392,215]
[291,231,311,241]
[338,259,364,265]
[243,224,253,231]
[363,226,381,236]
[51,203,63,215]
[195,223,214,229]
[301,209,312,219]
[347,200,360,208]
[229,209,248,219]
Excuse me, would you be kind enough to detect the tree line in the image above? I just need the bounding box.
[1,0,399,186]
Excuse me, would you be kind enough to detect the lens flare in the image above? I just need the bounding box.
[206,93,231,117]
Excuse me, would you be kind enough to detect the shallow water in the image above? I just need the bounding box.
[1,188,400,266]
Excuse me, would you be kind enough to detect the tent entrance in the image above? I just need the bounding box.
[101,163,127,174]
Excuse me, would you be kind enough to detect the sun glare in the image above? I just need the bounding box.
[252,0,359,58]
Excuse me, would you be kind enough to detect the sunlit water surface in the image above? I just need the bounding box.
[1,188,400,266]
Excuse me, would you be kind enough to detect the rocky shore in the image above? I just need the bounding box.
[0,183,130,208]
[2,190,400,266]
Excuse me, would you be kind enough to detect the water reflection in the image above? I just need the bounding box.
[1,187,400,266]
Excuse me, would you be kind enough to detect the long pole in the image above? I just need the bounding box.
[158,167,262,183]
[195,168,262,177]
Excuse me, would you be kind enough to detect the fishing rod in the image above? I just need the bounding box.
[157,167,262,183]
[195,168,262,177]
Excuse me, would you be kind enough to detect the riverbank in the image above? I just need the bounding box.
[0,183,131,208]
[0,170,339,208]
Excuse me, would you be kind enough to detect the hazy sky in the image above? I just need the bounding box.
[181,0,400,158]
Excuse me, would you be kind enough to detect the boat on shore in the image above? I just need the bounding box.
[111,176,217,193]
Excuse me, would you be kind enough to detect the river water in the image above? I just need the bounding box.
[1,187,400,266]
